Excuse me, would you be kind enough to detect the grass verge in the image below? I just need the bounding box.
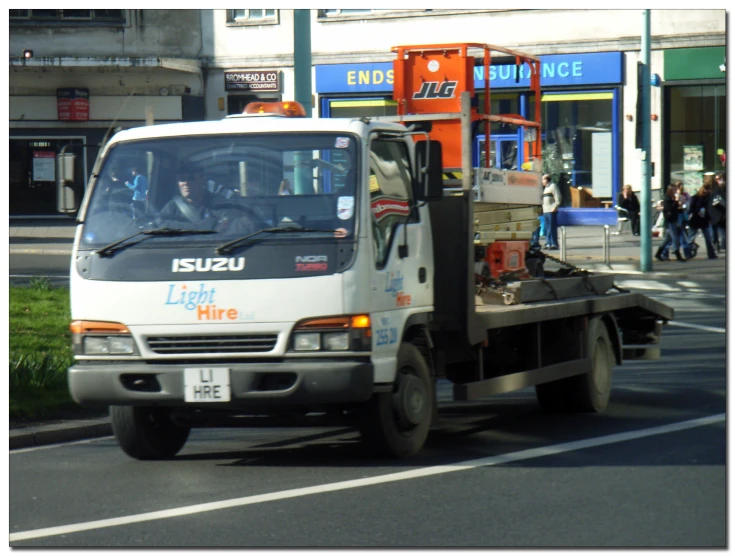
[9,281,79,420]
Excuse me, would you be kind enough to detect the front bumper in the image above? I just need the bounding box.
[68,359,374,408]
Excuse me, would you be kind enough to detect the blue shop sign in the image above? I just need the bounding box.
[316,52,624,94]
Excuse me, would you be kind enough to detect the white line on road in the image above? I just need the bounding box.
[11,436,114,454]
[669,321,726,334]
[9,413,726,543]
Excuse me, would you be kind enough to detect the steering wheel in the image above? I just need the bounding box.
[214,205,270,234]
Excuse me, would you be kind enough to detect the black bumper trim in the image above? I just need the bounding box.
[68,360,374,407]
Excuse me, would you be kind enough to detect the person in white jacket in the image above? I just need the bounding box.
[541,174,562,249]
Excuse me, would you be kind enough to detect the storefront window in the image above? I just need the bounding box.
[476,93,520,135]
[666,84,726,195]
[529,93,613,206]
[326,98,397,118]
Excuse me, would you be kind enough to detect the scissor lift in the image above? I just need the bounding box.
[391,42,544,272]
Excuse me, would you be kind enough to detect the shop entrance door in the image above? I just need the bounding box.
[9,137,86,216]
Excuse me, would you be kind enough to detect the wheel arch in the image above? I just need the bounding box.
[401,312,434,375]
[598,312,622,366]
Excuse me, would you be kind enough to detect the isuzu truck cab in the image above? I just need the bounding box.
[68,102,451,458]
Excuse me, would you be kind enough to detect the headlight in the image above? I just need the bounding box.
[71,321,139,356]
[83,336,136,355]
[289,315,371,352]
[323,332,349,351]
[293,332,321,351]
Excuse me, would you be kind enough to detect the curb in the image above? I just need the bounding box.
[9,420,112,450]
[9,247,73,255]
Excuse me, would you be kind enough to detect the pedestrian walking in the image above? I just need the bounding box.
[710,171,726,252]
[541,174,561,250]
[688,179,718,259]
[125,164,148,219]
[616,184,641,235]
[655,185,687,262]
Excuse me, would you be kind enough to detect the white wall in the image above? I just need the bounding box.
[9,10,202,59]
[9,96,183,122]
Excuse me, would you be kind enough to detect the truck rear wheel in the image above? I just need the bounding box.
[535,317,614,413]
[358,343,434,458]
[110,406,190,460]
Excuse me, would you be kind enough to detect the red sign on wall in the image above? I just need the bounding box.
[57,88,90,121]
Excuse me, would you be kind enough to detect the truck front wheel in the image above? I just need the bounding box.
[110,406,190,460]
[358,343,434,458]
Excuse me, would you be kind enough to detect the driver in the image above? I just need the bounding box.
[159,169,262,234]
[159,170,215,223]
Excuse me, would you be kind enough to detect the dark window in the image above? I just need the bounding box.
[227,9,278,23]
[9,9,125,22]
[666,84,726,194]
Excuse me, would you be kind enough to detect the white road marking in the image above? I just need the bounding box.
[11,436,114,454]
[668,321,726,334]
[9,413,726,543]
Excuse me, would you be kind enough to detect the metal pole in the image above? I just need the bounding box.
[293,9,312,195]
[639,9,652,272]
[293,9,312,117]
[560,226,567,262]
[604,225,611,266]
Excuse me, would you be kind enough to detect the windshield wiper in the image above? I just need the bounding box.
[215,226,340,255]
[96,228,217,258]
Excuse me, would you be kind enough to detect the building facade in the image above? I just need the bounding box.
[9,9,726,222]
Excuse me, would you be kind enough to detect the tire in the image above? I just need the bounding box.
[358,343,435,458]
[110,406,190,460]
[535,318,614,413]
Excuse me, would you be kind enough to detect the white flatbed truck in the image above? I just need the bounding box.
[66,43,673,460]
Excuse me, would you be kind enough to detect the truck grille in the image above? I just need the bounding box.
[146,334,278,355]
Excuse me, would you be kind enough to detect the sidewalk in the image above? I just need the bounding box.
[9,218,77,255]
[9,219,728,278]
[7,220,727,451]
[544,225,727,279]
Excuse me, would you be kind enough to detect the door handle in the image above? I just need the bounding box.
[418,267,427,283]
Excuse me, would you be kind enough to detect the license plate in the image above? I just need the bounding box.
[184,368,231,402]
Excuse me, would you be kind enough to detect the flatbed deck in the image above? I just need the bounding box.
[476,291,674,330]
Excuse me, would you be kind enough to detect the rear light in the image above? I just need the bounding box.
[290,315,372,352]
[244,101,306,117]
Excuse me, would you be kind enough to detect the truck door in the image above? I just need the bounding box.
[368,136,433,382]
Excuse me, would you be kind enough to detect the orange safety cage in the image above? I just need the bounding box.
[391,43,542,171]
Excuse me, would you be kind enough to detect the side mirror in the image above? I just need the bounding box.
[415,140,443,202]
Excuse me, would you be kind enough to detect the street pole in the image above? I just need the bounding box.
[293,9,312,195]
[640,9,652,272]
[293,9,312,117]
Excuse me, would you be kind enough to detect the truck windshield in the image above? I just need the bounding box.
[80,133,358,249]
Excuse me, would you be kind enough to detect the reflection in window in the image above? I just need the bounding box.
[369,139,415,267]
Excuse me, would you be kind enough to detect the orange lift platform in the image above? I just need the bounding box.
[390,43,545,277]
[392,42,542,179]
